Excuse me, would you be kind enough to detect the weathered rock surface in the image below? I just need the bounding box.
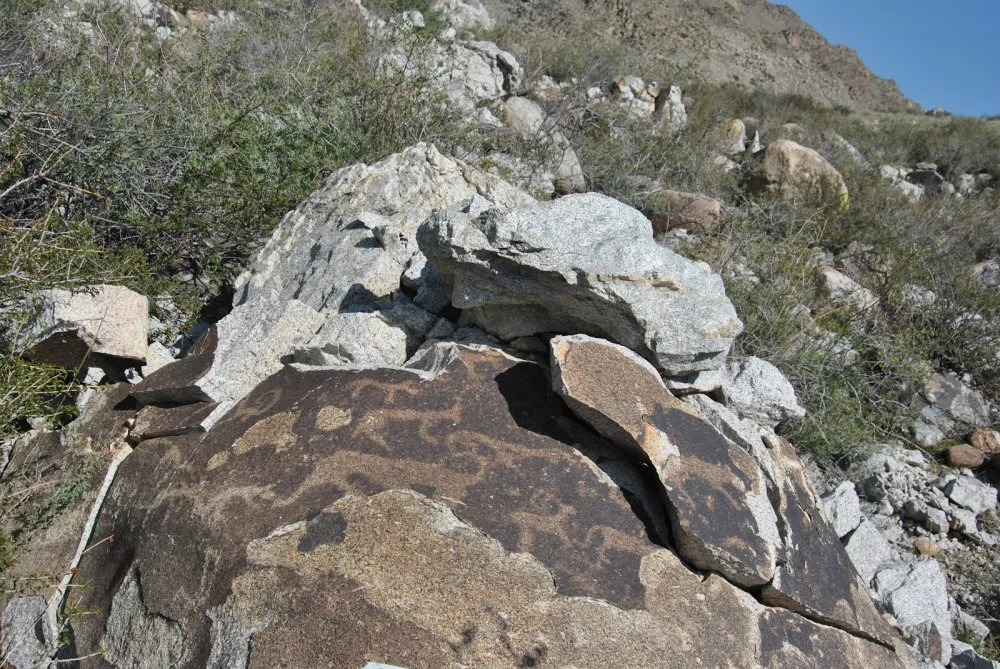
[52,345,911,668]
[654,189,725,233]
[147,144,533,428]
[19,284,149,374]
[548,335,895,647]
[293,311,409,368]
[418,192,743,375]
[549,334,780,588]
[430,0,494,31]
[823,481,863,539]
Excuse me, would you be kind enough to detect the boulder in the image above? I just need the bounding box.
[417,193,743,375]
[1,596,52,668]
[429,0,495,31]
[168,144,532,427]
[19,284,148,374]
[823,481,863,539]
[549,335,894,645]
[947,444,987,469]
[652,190,725,234]
[874,560,953,659]
[58,345,911,668]
[717,357,806,427]
[911,372,991,447]
[971,428,1000,455]
[549,334,780,588]
[754,140,849,205]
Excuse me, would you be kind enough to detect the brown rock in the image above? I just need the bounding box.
[549,334,779,589]
[913,537,938,557]
[653,190,725,234]
[947,444,987,469]
[55,345,910,668]
[970,428,1000,455]
[755,139,849,206]
[128,403,217,444]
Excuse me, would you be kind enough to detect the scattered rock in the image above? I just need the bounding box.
[942,476,997,515]
[430,0,494,32]
[912,537,937,557]
[652,190,725,234]
[817,267,878,312]
[911,372,991,447]
[947,444,987,469]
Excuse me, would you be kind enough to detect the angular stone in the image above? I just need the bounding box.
[943,476,997,515]
[718,357,805,427]
[971,428,1000,455]
[823,481,863,539]
[141,342,175,378]
[20,284,149,371]
[874,560,952,650]
[419,193,743,375]
[762,434,897,646]
[549,334,779,587]
[844,520,894,586]
[817,267,878,312]
[129,403,217,444]
[912,373,991,446]
[656,190,725,234]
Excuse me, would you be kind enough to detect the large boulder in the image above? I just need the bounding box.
[549,335,896,646]
[754,139,849,206]
[160,144,534,428]
[417,192,743,375]
[48,344,912,668]
[18,284,148,375]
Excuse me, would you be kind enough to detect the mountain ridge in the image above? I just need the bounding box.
[484,0,918,112]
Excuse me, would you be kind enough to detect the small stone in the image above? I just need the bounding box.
[912,537,938,556]
[970,429,1000,455]
[948,444,986,469]
[944,477,998,515]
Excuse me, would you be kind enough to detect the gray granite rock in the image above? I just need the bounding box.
[844,519,894,586]
[823,481,863,539]
[419,193,743,375]
[719,356,805,427]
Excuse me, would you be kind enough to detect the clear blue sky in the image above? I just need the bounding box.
[778,1,1000,117]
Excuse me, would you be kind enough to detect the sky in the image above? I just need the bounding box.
[777,0,1000,117]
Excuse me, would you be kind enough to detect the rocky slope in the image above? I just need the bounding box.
[485,0,918,112]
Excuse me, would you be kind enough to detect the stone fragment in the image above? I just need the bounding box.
[665,368,724,395]
[129,354,215,406]
[418,193,742,375]
[823,481,863,539]
[754,139,849,205]
[953,608,991,646]
[549,334,779,588]
[20,284,149,371]
[718,357,805,427]
[724,118,747,155]
[951,646,1000,669]
[948,444,987,469]
[903,499,949,535]
[943,477,997,515]
[949,507,978,536]
[970,428,1000,455]
[912,537,938,557]
[911,372,991,446]
[294,312,408,368]
[817,267,878,312]
[653,85,687,131]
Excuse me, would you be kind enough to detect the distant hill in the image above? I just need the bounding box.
[484,0,918,113]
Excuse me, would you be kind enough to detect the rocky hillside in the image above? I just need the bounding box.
[486,0,917,112]
[1,0,999,668]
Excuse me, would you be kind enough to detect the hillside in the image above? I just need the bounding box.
[485,0,917,112]
[1,0,999,667]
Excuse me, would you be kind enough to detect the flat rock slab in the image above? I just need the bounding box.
[549,334,779,588]
[59,347,911,668]
[418,192,743,375]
